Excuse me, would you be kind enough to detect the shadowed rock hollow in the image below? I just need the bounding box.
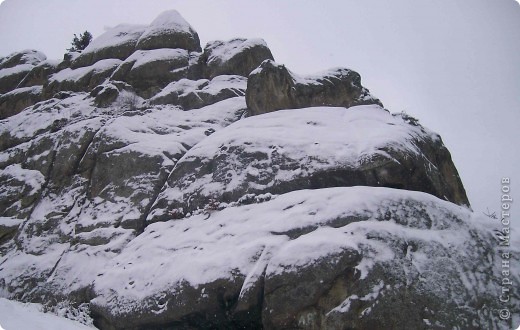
[0,9,517,330]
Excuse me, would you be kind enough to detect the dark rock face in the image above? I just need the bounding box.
[201,38,274,79]
[135,10,201,52]
[148,106,469,222]
[0,86,43,119]
[110,49,190,98]
[18,60,59,88]
[246,59,382,116]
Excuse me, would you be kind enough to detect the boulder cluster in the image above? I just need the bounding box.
[0,10,517,330]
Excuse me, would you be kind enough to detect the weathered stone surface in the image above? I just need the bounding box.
[201,38,274,79]
[150,75,246,110]
[135,10,201,52]
[246,59,382,116]
[90,81,135,108]
[0,94,248,309]
[0,10,513,330]
[0,218,21,249]
[0,49,46,70]
[18,60,59,88]
[149,105,469,222]
[71,25,146,69]
[0,65,32,94]
[0,86,42,119]
[90,187,514,329]
[44,59,121,98]
[0,164,44,219]
[110,49,189,98]
[0,50,46,94]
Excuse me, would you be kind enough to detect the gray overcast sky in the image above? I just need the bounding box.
[0,0,519,224]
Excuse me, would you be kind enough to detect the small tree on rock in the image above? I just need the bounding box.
[67,31,93,52]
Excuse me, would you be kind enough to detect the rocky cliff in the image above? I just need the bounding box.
[0,10,517,330]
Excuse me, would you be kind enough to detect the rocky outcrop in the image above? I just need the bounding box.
[91,187,511,329]
[0,164,44,219]
[18,60,59,88]
[0,50,46,94]
[44,59,121,98]
[0,86,43,119]
[0,15,275,116]
[0,9,514,330]
[148,105,469,221]
[110,48,190,98]
[135,10,201,52]
[71,24,146,69]
[246,59,382,116]
[0,49,46,69]
[201,38,274,79]
[0,92,248,303]
[90,81,135,108]
[149,75,246,110]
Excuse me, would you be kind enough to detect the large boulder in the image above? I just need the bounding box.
[201,38,274,79]
[0,86,43,119]
[110,48,189,98]
[148,105,469,222]
[71,25,146,69]
[246,59,382,116]
[0,50,46,94]
[0,49,46,70]
[44,59,122,97]
[90,187,514,329]
[135,10,201,52]
[150,75,247,110]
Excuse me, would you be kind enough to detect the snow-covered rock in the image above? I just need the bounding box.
[0,50,46,96]
[246,59,382,115]
[71,24,146,69]
[201,38,274,79]
[0,94,248,309]
[0,85,42,119]
[149,105,469,222]
[110,48,190,97]
[0,49,46,70]
[45,59,122,97]
[92,187,515,329]
[18,60,59,88]
[0,9,514,330]
[150,75,247,110]
[0,298,93,330]
[135,10,201,52]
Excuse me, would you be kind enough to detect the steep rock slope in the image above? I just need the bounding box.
[0,9,517,330]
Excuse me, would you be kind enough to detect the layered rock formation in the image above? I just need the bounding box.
[0,9,517,330]
[246,59,382,116]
